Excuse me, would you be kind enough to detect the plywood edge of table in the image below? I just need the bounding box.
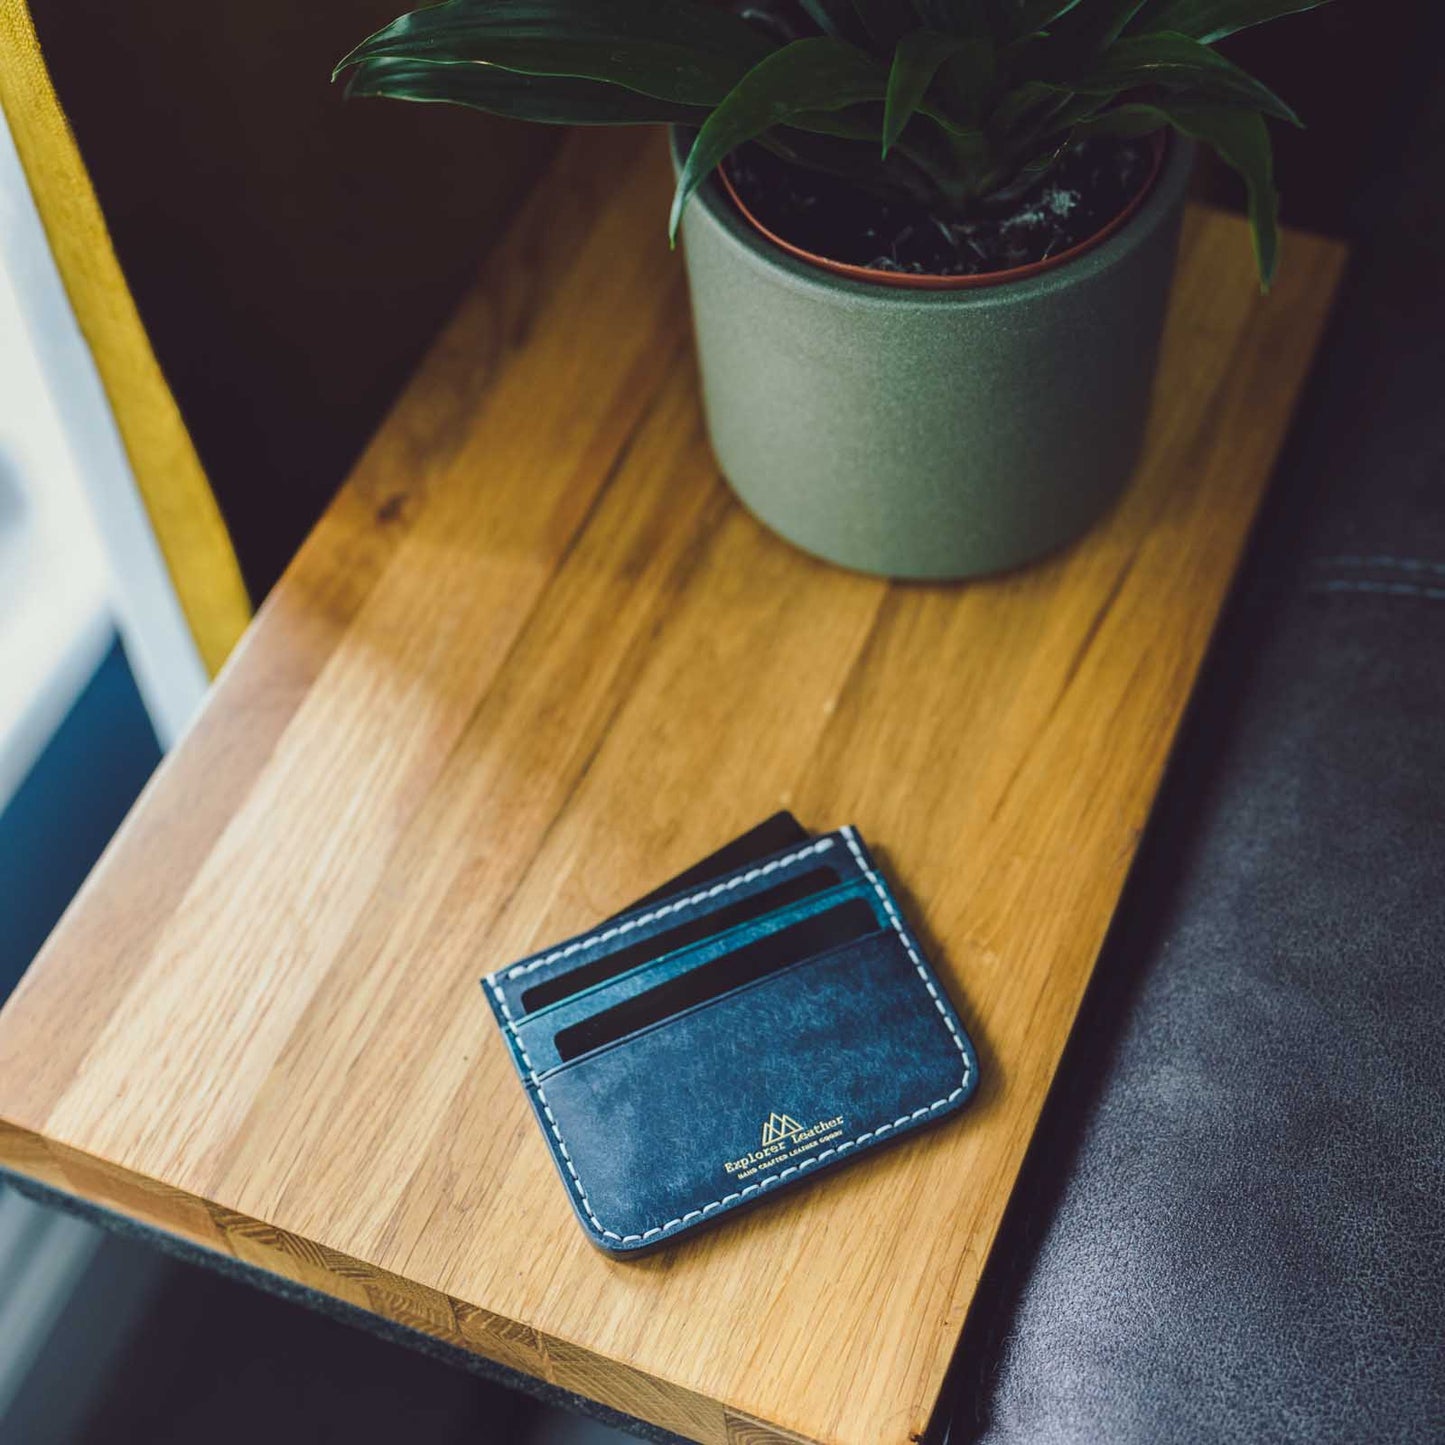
[0,128,1345,1445]
[0,1118,804,1444]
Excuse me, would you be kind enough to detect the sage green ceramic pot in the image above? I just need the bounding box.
[671,130,1195,580]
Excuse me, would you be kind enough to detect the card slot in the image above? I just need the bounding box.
[519,864,839,1015]
[512,881,880,1074]
[518,877,871,1039]
[532,919,893,1085]
[552,897,880,1064]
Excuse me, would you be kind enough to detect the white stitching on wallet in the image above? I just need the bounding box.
[485,979,620,1239]
[486,827,973,1245]
[840,826,971,1064]
[496,837,837,982]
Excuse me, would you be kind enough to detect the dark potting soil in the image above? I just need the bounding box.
[724,136,1155,277]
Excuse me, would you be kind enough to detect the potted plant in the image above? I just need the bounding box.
[336,0,1325,579]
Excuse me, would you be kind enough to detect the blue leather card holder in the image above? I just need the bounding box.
[482,825,979,1254]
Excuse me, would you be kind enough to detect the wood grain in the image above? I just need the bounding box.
[0,129,1345,1445]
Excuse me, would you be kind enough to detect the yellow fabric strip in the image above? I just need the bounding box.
[0,0,252,677]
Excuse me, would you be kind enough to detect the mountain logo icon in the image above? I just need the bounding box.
[760,1113,803,1147]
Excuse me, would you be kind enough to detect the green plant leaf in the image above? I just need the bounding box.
[798,0,864,42]
[884,31,978,153]
[338,0,1315,281]
[911,0,988,34]
[789,102,889,142]
[1050,0,1154,54]
[669,37,887,241]
[345,54,707,123]
[1060,99,1168,135]
[987,78,1064,135]
[939,35,999,120]
[337,0,774,106]
[763,124,948,205]
[1132,0,1331,43]
[1025,88,1109,136]
[1063,31,1301,125]
[906,2,996,118]
[1006,0,1087,40]
[1075,99,1280,285]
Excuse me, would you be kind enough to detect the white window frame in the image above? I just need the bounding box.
[0,106,209,768]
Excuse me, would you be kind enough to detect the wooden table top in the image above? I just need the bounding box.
[0,131,1344,1445]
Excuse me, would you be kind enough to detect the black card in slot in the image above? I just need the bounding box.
[520,865,838,1014]
[618,811,810,917]
[552,895,879,1062]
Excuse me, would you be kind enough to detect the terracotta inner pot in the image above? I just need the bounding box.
[718,132,1170,291]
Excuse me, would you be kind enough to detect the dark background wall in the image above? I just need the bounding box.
[30,0,556,602]
[28,0,1440,603]
[1206,1,1444,238]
